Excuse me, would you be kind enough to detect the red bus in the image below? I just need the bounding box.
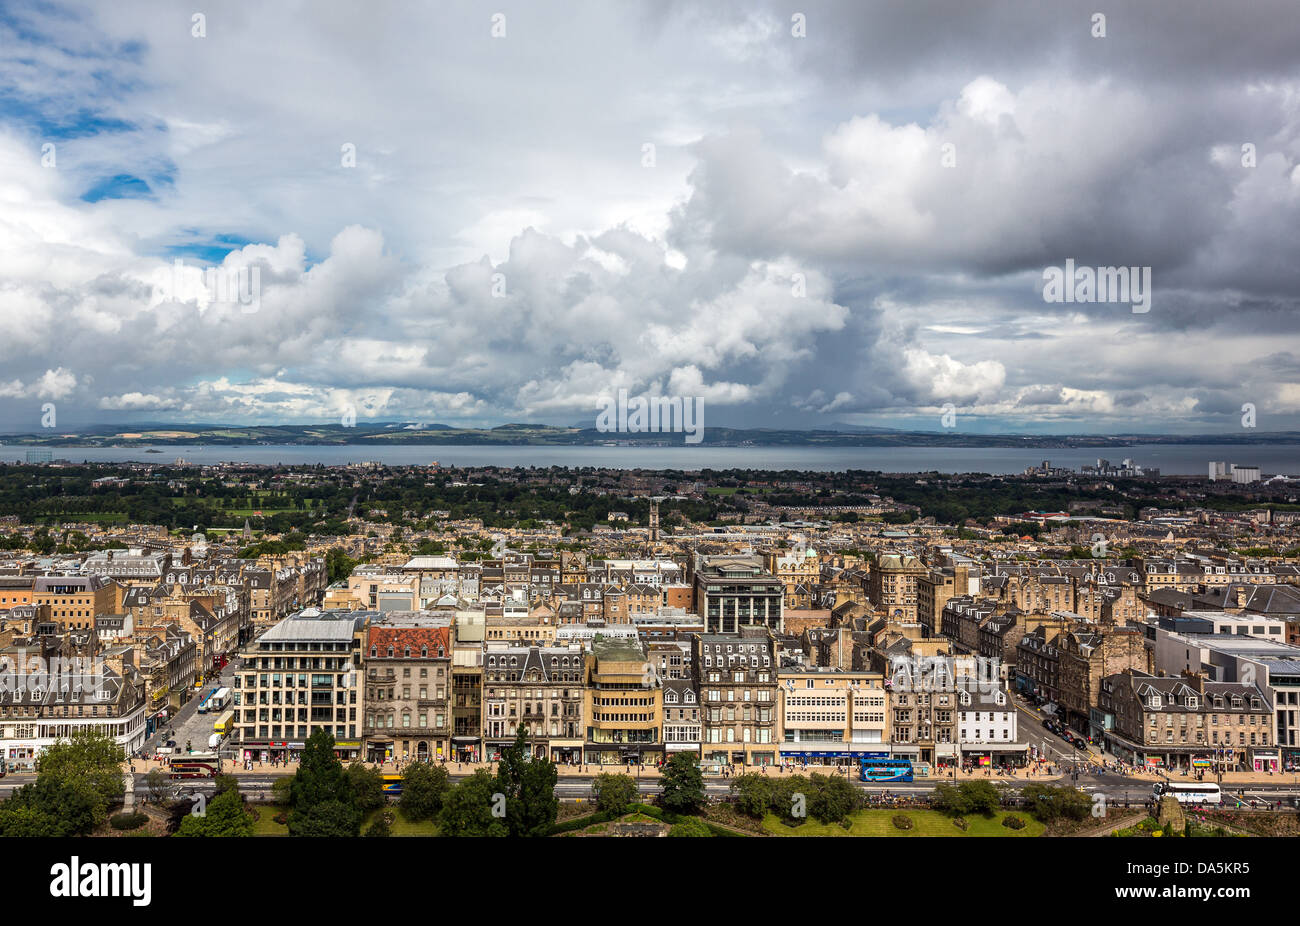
[168,752,223,779]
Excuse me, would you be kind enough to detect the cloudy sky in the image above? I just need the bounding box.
[2,0,1299,435]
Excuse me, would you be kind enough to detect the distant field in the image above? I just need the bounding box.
[762,809,1043,837]
[39,512,129,524]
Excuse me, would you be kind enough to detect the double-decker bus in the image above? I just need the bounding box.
[212,709,236,737]
[859,758,914,782]
[381,774,403,796]
[1153,781,1221,805]
[168,752,223,779]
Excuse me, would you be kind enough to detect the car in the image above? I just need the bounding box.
[164,739,177,748]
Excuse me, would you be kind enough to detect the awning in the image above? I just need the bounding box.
[451,736,480,743]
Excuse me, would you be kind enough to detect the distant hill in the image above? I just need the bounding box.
[2,422,1299,449]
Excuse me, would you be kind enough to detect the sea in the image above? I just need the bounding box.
[2,443,1299,476]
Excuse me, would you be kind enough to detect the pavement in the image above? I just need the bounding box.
[121,753,1067,782]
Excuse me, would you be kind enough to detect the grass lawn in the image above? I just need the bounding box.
[368,807,439,836]
[252,804,289,836]
[249,804,438,836]
[762,809,1044,837]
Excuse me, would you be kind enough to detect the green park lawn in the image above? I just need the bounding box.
[249,804,437,836]
[762,809,1044,837]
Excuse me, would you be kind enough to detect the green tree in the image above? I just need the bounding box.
[807,773,859,823]
[958,779,1002,817]
[287,731,360,836]
[592,773,638,816]
[437,769,508,837]
[143,768,169,804]
[772,776,809,823]
[931,782,970,816]
[400,763,450,821]
[494,725,558,836]
[174,786,253,837]
[0,776,98,836]
[659,751,705,815]
[729,773,775,818]
[33,728,124,826]
[325,547,358,583]
[0,804,64,836]
[213,774,241,798]
[347,761,387,814]
[1020,783,1091,822]
[290,799,362,837]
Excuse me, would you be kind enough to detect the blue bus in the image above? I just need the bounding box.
[859,758,914,782]
[381,774,403,796]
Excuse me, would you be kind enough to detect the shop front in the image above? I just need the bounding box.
[779,746,894,768]
[5,745,36,771]
[240,740,309,763]
[1284,749,1300,773]
[959,743,1029,770]
[550,740,584,765]
[583,744,665,766]
[451,736,479,762]
[146,708,169,738]
[1252,750,1280,773]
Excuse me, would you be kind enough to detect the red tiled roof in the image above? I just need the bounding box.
[366,625,450,655]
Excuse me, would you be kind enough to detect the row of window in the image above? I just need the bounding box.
[370,645,446,658]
